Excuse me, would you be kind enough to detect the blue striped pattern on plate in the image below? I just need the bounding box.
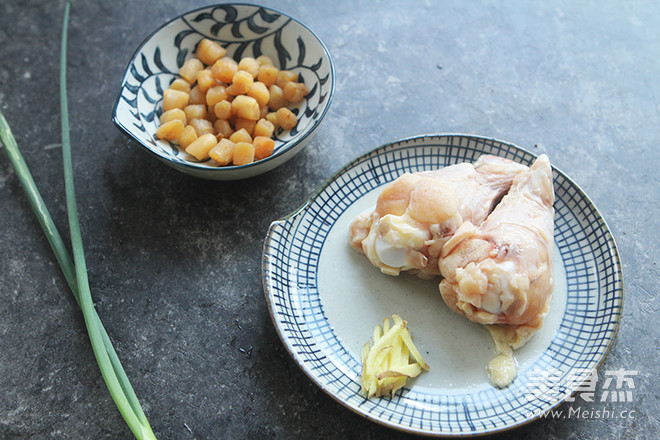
[262,134,623,436]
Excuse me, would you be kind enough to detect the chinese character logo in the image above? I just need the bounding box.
[600,369,638,403]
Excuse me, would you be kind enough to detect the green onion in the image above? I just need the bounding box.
[0,2,157,439]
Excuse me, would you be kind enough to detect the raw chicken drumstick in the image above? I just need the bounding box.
[349,155,528,278]
[439,154,555,352]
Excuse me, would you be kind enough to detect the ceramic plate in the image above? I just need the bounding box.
[261,134,623,436]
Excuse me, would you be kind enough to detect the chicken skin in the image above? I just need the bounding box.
[438,154,555,351]
[349,155,528,278]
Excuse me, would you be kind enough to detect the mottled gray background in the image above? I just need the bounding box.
[1,1,658,439]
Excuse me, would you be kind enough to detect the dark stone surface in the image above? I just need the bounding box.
[1,1,658,439]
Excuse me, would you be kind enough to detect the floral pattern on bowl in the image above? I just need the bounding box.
[112,3,335,180]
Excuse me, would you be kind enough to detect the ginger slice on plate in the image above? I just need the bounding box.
[360,314,429,398]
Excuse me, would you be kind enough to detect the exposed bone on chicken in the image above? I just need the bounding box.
[349,155,528,278]
[439,154,555,353]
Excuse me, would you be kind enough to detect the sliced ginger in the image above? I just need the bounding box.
[360,314,429,398]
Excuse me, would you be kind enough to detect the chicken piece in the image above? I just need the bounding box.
[439,154,555,352]
[349,155,528,278]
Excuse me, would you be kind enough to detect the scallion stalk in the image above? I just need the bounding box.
[0,2,157,439]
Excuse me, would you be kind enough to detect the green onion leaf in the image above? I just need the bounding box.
[0,2,157,439]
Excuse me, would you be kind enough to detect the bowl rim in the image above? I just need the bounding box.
[111,2,336,174]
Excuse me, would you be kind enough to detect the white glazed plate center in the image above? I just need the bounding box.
[318,187,567,391]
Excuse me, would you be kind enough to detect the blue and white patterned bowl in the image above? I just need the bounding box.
[112,4,335,180]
